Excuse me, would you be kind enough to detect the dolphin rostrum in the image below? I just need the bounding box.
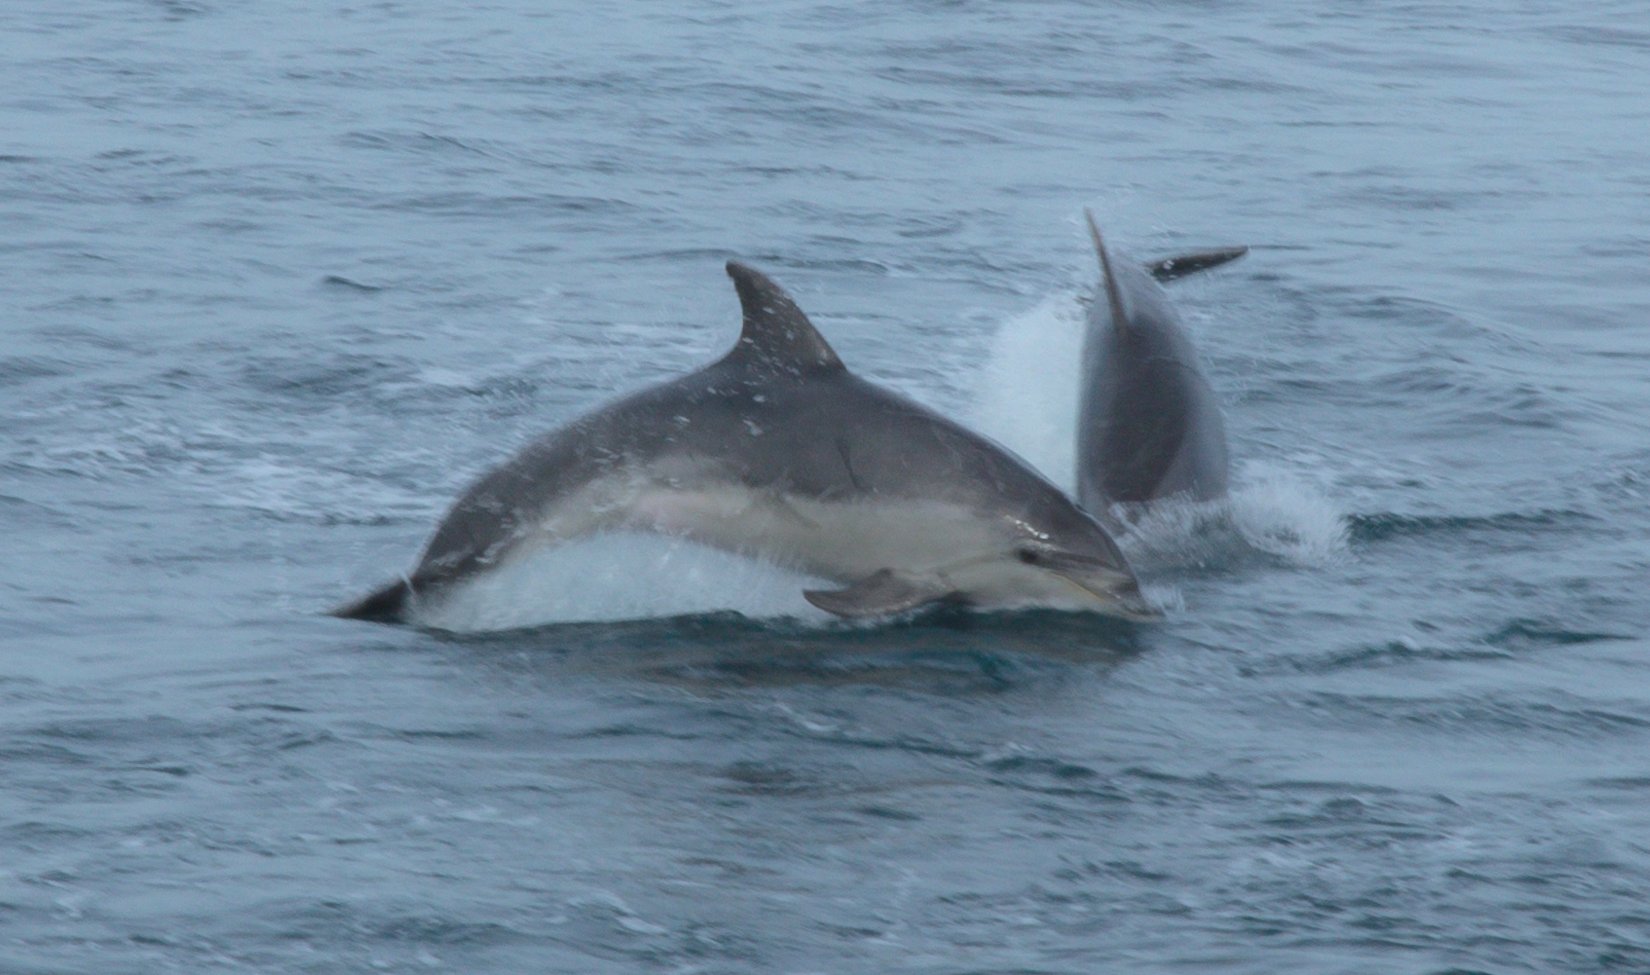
[335,260,1154,625]
[1077,211,1233,513]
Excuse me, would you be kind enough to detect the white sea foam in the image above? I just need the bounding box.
[1227,459,1349,566]
[1099,471,1348,576]
[969,291,1087,489]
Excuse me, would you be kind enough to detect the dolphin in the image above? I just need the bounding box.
[335,260,1154,625]
[1076,211,1232,513]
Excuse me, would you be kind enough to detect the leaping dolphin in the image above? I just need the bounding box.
[335,260,1154,626]
[1077,211,1234,513]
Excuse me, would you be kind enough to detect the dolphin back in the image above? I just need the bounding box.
[1078,212,1229,509]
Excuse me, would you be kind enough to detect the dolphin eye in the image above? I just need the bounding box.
[1016,548,1041,565]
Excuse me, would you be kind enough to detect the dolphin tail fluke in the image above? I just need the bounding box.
[1145,246,1248,282]
[330,577,413,623]
[1084,209,1132,330]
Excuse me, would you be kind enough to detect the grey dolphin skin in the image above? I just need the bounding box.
[1077,211,1232,513]
[335,261,1154,625]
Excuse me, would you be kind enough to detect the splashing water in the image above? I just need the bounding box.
[1228,460,1350,565]
[970,285,1348,571]
[970,291,1087,489]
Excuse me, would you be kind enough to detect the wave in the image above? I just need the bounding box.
[1347,508,1596,543]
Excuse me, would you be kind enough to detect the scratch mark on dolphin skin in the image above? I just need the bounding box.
[837,438,866,493]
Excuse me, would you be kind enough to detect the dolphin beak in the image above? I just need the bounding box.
[1062,573,1162,622]
[1038,550,1162,621]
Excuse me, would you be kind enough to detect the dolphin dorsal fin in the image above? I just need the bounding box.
[724,261,844,374]
[1084,210,1133,332]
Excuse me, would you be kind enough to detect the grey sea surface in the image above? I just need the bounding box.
[6,1,1650,972]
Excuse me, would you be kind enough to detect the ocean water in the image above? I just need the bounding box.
[6,1,1650,972]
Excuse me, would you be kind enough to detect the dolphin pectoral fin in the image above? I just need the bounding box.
[1145,246,1249,282]
[803,569,954,619]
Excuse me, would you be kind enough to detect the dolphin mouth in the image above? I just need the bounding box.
[1057,573,1163,621]
[1036,551,1162,621]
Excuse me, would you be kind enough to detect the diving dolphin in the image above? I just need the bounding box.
[1077,212,1232,513]
[335,261,1153,625]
